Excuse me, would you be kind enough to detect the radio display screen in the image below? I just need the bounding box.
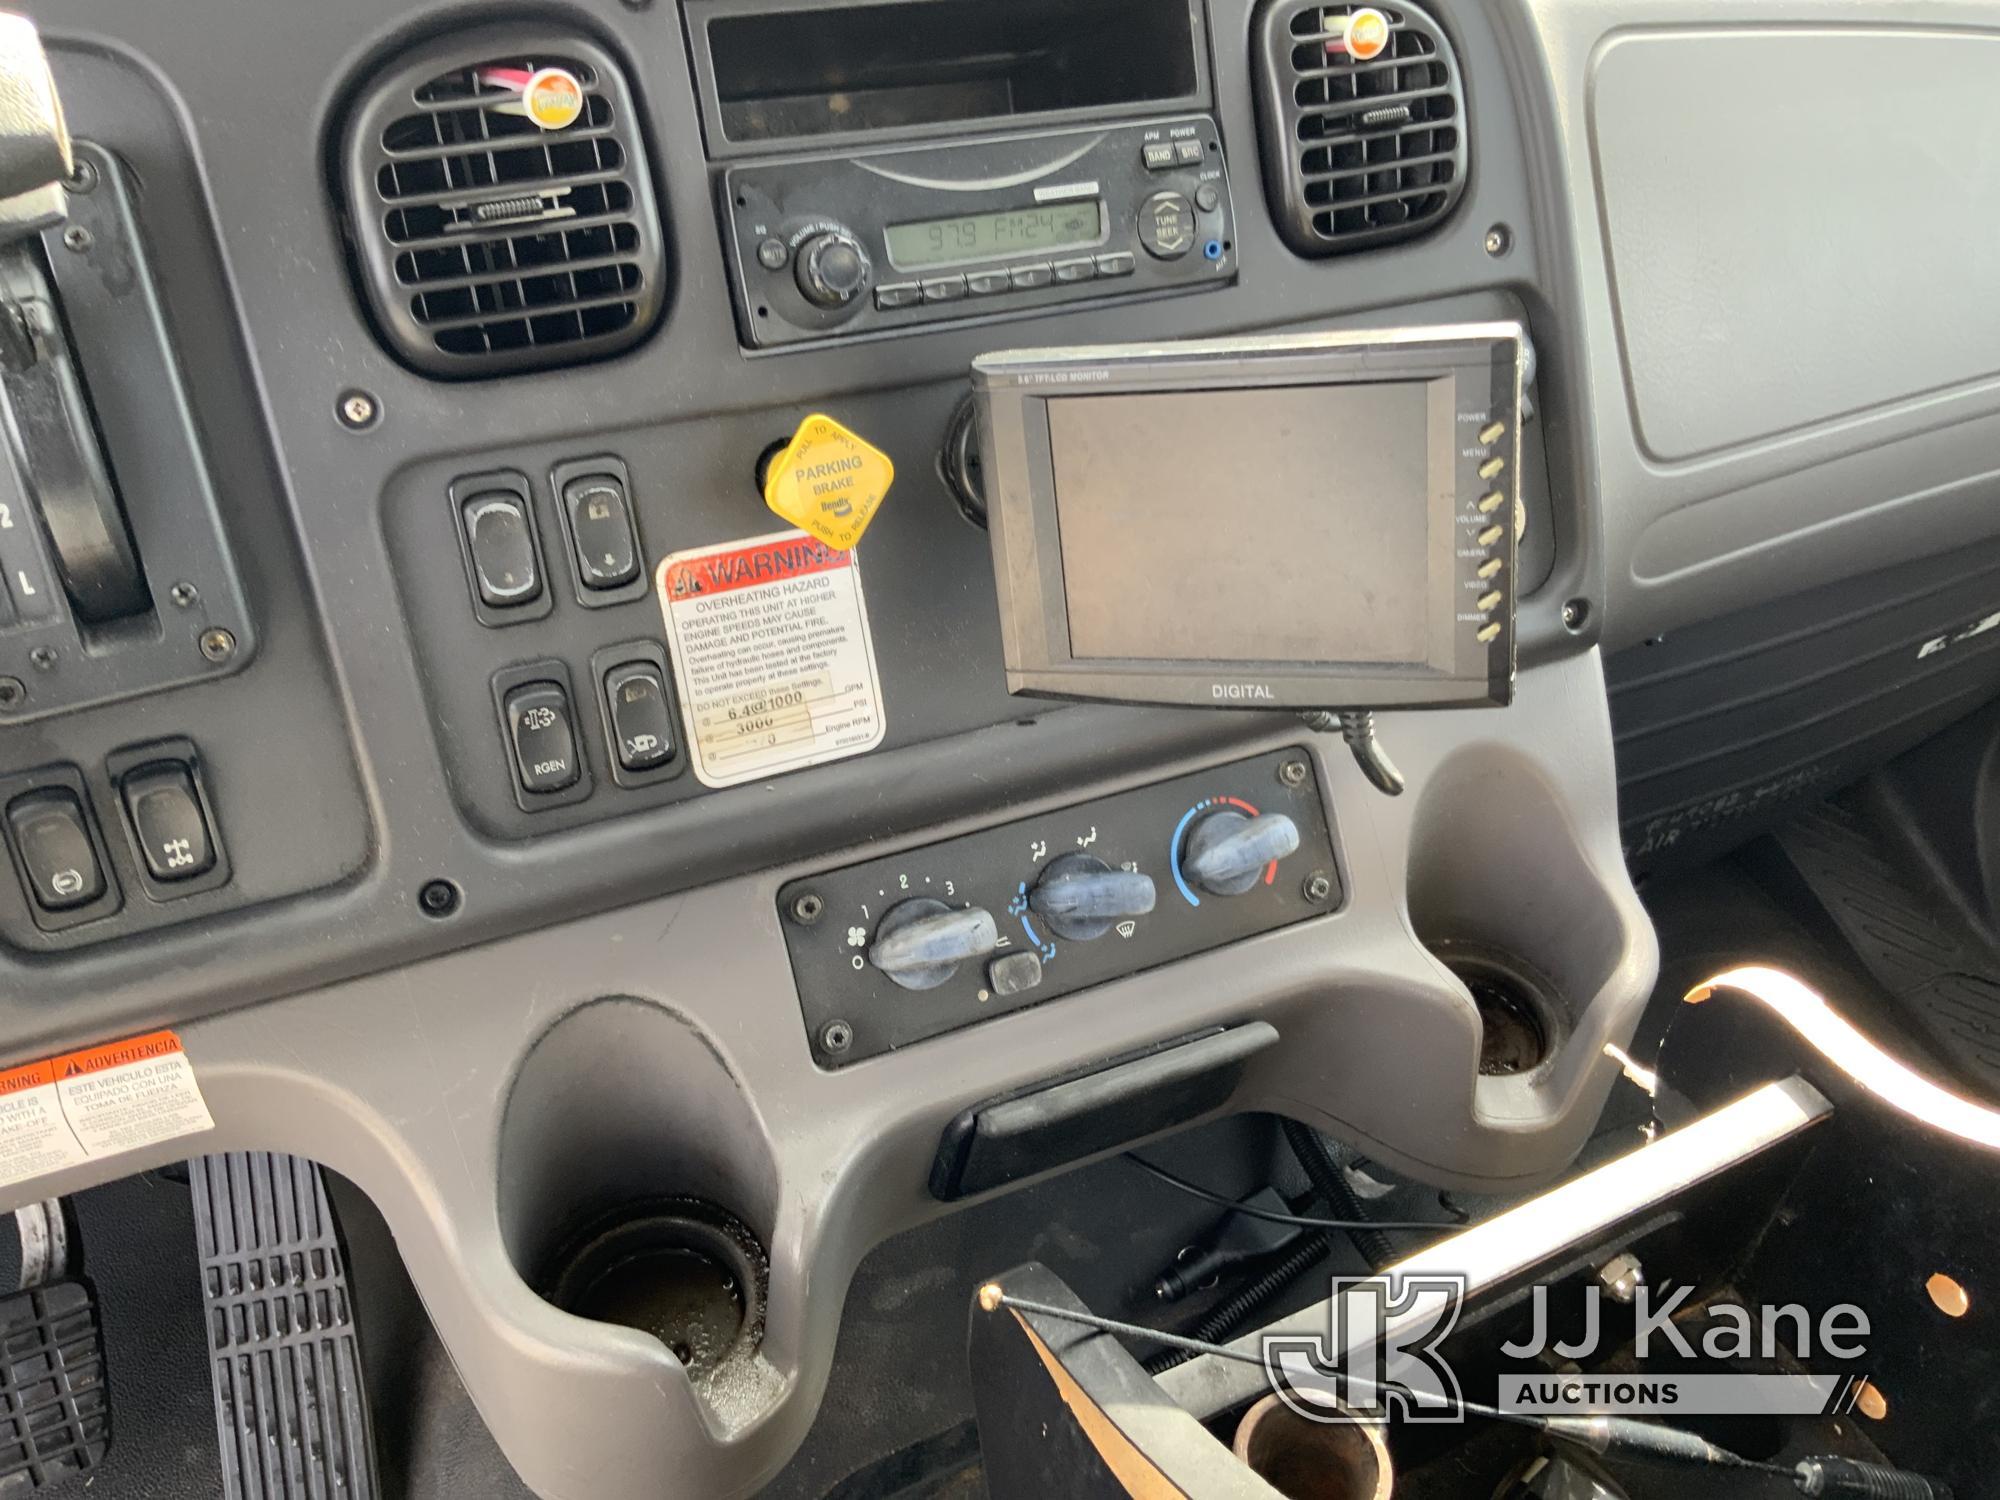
[884,202,1105,269]
[1046,383,1440,666]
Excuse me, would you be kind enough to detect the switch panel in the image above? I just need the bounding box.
[777,748,1338,1067]
[0,766,119,932]
[551,456,648,607]
[451,470,551,627]
[105,739,231,900]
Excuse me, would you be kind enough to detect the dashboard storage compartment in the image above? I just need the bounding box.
[498,999,780,1417]
[690,0,1203,151]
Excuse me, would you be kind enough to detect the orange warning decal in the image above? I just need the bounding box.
[662,532,852,602]
[52,1030,186,1080]
[0,1059,52,1098]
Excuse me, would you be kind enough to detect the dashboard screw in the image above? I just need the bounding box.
[1303,871,1333,903]
[0,677,22,710]
[198,627,236,663]
[1562,597,1590,632]
[336,389,379,430]
[418,878,462,918]
[28,646,55,672]
[820,1019,853,1053]
[63,160,96,194]
[1278,759,1309,788]
[790,891,825,925]
[60,225,91,253]
[169,581,198,608]
[1483,224,1512,257]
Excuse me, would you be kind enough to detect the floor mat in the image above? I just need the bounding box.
[1766,797,2000,1097]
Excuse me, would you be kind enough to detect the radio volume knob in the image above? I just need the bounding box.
[795,230,872,309]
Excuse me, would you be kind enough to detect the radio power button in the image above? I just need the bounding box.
[1138,192,1196,260]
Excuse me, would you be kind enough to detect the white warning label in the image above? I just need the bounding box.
[0,1031,213,1191]
[657,530,887,788]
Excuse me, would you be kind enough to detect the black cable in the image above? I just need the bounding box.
[1123,1153,1453,1232]
[1281,1119,1397,1270]
[1143,1229,1331,1375]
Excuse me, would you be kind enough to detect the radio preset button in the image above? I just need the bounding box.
[1175,139,1205,166]
[1138,191,1196,259]
[966,270,1011,296]
[1142,142,1176,170]
[922,275,968,302]
[1095,252,1136,278]
[1052,257,1097,284]
[874,281,922,309]
[1010,263,1054,290]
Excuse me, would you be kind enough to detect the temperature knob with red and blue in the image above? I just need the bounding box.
[1171,799,1301,903]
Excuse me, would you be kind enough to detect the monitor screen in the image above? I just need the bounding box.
[1046,382,1438,666]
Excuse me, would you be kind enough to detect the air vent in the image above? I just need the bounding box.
[1252,1,1467,256]
[341,32,665,377]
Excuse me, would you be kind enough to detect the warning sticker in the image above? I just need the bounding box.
[0,1031,213,1191]
[657,530,887,788]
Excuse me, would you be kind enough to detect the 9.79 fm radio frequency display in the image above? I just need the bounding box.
[884,201,1106,270]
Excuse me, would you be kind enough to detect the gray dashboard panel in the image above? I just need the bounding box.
[0,651,1654,1500]
[1523,0,2000,647]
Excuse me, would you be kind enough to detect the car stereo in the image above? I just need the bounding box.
[721,116,1237,349]
[971,325,1524,710]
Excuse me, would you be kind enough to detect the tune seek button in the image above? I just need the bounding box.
[1138,191,1196,259]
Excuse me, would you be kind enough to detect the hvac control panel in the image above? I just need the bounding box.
[778,748,1337,1067]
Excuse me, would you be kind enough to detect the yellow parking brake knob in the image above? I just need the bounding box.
[763,413,894,550]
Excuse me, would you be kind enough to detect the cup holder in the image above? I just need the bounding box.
[1406,747,1633,1089]
[544,1198,768,1377]
[1428,945,1559,1077]
[497,998,783,1421]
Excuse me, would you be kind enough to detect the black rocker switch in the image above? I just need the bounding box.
[604,661,674,771]
[562,473,639,590]
[6,788,104,910]
[504,681,581,794]
[461,491,542,608]
[121,762,215,881]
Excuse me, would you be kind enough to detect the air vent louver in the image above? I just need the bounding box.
[1252,1,1467,256]
[341,32,665,377]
